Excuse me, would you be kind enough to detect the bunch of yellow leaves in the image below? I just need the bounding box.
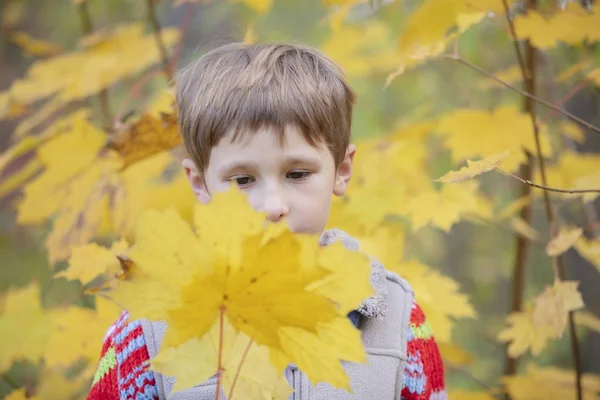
[104,187,374,397]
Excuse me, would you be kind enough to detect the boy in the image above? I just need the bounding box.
[87,42,446,400]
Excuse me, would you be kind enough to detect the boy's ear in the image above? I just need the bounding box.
[182,158,210,204]
[333,144,356,196]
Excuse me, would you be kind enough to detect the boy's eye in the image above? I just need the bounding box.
[287,171,311,180]
[232,176,254,187]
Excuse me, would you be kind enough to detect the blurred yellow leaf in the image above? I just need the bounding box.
[109,109,180,170]
[514,4,600,50]
[404,180,492,232]
[152,320,291,397]
[435,151,510,183]
[322,21,400,77]
[508,217,542,242]
[498,311,554,358]
[503,364,600,400]
[542,151,600,200]
[45,298,122,367]
[0,284,53,370]
[8,31,63,57]
[36,367,86,400]
[532,280,584,338]
[57,239,129,286]
[438,342,474,366]
[394,259,475,342]
[4,23,179,121]
[436,106,553,172]
[589,68,600,86]
[574,237,600,273]
[546,226,583,257]
[574,169,600,203]
[574,310,600,334]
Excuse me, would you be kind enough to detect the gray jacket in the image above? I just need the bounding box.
[140,229,415,400]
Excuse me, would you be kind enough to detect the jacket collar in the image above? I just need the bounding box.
[319,228,389,325]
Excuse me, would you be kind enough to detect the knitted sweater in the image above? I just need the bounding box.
[86,300,445,400]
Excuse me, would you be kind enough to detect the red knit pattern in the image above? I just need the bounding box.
[401,302,446,400]
[87,330,118,400]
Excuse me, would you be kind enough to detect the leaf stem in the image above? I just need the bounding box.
[501,0,582,398]
[228,338,253,399]
[216,306,224,400]
[77,0,111,125]
[443,54,600,135]
[146,0,173,79]
[497,169,600,194]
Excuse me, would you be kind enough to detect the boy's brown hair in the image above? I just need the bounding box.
[175,42,356,175]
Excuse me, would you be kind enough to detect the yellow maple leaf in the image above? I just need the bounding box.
[17,114,108,225]
[541,151,600,198]
[107,187,372,391]
[395,259,475,342]
[545,226,583,257]
[497,311,555,358]
[36,366,88,400]
[321,21,400,77]
[435,106,553,172]
[108,109,180,170]
[514,3,600,50]
[404,180,492,232]
[45,297,122,367]
[0,284,54,370]
[532,280,584,338]
[574,169,600,203]
[152,319,291,397]
[56,239,129,286]
[437,342,474,366]
[508,217,542,242]
[5,23,179,127]
[503,364,600,400]
[435,151,510,183]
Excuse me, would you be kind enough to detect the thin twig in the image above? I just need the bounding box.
[228,338,253,399]
[146,0,173,79]
[501,0,583,398]
[216,306,225,400]
[78,0,111,125]
[170,2,195,72]
[442,54,600,135]
[497,169,600,194]
[446,362,503,400]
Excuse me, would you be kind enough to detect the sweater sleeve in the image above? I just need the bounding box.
[401,300,447,400]
[87,311,159,400]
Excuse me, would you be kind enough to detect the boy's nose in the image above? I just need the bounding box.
[262,191,289,222]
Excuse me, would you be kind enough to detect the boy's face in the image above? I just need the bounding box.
[182,125,355,235]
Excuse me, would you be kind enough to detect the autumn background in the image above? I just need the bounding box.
[1,0,600,399]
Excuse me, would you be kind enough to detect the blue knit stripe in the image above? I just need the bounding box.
[116,334,146,364]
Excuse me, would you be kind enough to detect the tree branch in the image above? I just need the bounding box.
[146,0,173,79]
[446,362,503,400]
[442,55,600,135]
[1,373,19,390]
[498,169,600,194]
[78,0,110,125]
[501,1,582,399]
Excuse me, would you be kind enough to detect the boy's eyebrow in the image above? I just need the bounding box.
[217,155,322,175]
